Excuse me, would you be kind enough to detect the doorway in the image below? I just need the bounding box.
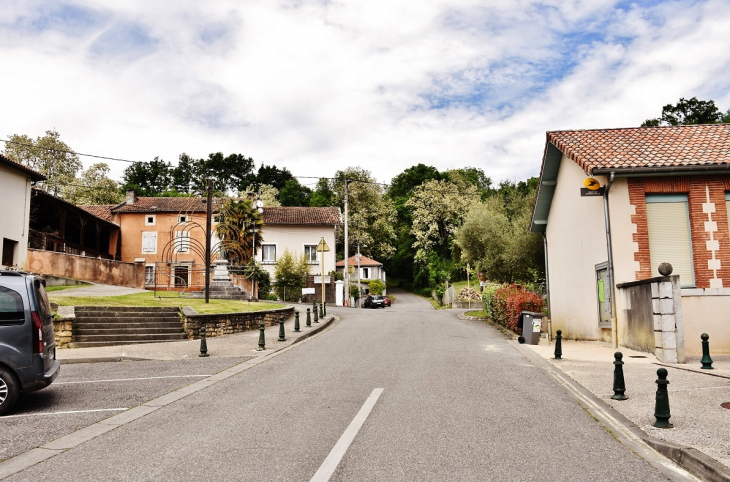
[2,239,17,267]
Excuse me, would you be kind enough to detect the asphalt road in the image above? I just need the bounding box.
[4,291,672,481]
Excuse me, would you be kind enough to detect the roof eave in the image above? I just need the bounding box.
[530,141,562,233]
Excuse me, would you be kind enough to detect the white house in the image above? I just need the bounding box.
[530,124,730,359]
[257,206,341,281]
[336,254,386,295]
[0,154,46,269]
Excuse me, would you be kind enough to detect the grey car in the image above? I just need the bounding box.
[0,271,60,415]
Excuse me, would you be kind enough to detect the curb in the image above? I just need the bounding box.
[513,342,730,482]
[290,315,336,345]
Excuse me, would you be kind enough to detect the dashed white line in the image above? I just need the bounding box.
[54,375,211,384]
[311,388,384,482]
[1,408,128,419]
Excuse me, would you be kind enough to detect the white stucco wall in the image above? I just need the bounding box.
[546,155,634,341]
[256,224,337,282]
[681,293,730,355]
[0,168,33,269]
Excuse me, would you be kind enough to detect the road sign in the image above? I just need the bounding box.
[316,238,330,252]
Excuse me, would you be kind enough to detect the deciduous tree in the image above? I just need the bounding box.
[64,163,123,205]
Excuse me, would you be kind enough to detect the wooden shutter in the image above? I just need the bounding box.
[142,232,157,254]
[646,194,693,286]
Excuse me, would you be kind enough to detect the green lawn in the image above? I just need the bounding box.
[45,284,88,292]
[464,310,488,318]
[50,290,286,315]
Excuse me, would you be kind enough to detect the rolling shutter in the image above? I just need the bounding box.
[646,194,694,286]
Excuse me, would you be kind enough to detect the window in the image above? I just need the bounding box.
[141,232,157,254]
[145,215,156,226]
[174,231,190,254]
[174,266,189,287]
[646,194,694,286]
[262,245,276,264]
[145,265,155,285]
[304,245,318,264]
[361,267,370,279]
[178,214,188,224]
[0,286,24,325]
[2,238,17,267]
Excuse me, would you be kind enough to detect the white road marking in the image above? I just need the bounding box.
[54,375,211,385]
[1,408,127,419]
[311,388,384,482]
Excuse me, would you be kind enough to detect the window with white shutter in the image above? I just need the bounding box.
[174,231,190,254]
[646,194,694,286]
[141,232,157,254]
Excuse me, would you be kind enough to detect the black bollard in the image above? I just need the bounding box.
[611,352,627,400]
[700,333,714,370]
[653,368,673,428]
[278,315,286,341]
[323,302,327,316]
[294,311,300,332]
[554,329,562,360]
[319,302,324,319]
[257,321,266,351]
[314,304,319,323]
[306,308,311,327]
[199,324,209,358]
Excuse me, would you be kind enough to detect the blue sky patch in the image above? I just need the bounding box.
[89,22,158,61]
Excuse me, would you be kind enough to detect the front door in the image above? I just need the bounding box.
[596,263,611,328]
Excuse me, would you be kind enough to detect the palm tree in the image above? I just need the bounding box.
[216,198,264,266]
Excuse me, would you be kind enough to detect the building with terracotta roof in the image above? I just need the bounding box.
[530,124,730,360]
[0,154,45,268]
[336,255,386,297]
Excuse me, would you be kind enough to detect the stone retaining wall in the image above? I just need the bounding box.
[182,306,295,339]
[53,318,74,347]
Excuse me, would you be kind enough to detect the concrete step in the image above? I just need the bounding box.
[74,306,180,314]
[73,333,189,343]
[73,322,183,330]
[74,327,185,336]
[74,316,182,324]
[74,312,181,320]
[69,340,186,348]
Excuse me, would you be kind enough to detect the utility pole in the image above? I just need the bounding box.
[205,179,212,304]
[343,178,350,307]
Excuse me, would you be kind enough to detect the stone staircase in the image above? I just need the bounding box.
[72,307,188,348]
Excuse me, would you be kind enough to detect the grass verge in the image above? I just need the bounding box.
[50,290,286,315]
[464,310,488,318]
[46,285,86,292]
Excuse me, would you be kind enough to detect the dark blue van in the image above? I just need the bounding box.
[0,271,60,415]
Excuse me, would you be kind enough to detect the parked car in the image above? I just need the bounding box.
[0,271,60,415]
[363,295,386,309]
[383,296,391,307]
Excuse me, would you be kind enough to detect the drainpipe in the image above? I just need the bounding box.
[603,172,618,349]
[542,233,552,341]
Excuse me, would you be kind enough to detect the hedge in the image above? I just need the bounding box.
[482,283,545,333]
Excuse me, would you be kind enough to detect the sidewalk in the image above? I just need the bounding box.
[57,309,337,363]
[525,340,730,477]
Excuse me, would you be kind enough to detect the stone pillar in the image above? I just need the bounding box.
[651,275,686,363]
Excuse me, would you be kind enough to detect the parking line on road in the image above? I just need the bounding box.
[311,388,384,482]
[54,375,211,385]
[1,408,128,419]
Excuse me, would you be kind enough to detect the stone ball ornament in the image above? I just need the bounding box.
[658,262,673,276]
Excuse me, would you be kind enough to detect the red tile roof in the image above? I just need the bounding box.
[547,124,730,174]
[262,206,341,225]
[78,205,116,223]
[0,154,46,182]
[111,196,220,213]
[336,255,382,267]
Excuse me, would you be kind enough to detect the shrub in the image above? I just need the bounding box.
[369,279,385,295]
[488,284,544,333]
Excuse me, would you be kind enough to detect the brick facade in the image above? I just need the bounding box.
[627,176,730,288]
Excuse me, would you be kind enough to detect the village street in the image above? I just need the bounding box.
[1,292,687,481]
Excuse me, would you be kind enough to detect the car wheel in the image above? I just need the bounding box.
[0,367,20,416]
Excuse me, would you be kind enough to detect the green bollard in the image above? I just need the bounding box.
[278,315,286,341]
[554,329,562,360]
[323,302,327,316]
[294,311,300,332]
[314,304,319,323]
[700,333,714,369]
[257,321,266,351]
[319,302,324,319]
[611,352,627,400]
[653,368,673,428]
[199,324,209,358]
[306,308,311,327]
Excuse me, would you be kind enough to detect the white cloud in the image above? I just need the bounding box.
[0,0,729,187]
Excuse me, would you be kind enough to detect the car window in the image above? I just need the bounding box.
[33,280,53,325]
[0,286,25,325]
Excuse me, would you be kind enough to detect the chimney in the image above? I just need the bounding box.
[125,190,136,205]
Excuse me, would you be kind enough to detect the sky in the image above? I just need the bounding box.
[1,0,729,188]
